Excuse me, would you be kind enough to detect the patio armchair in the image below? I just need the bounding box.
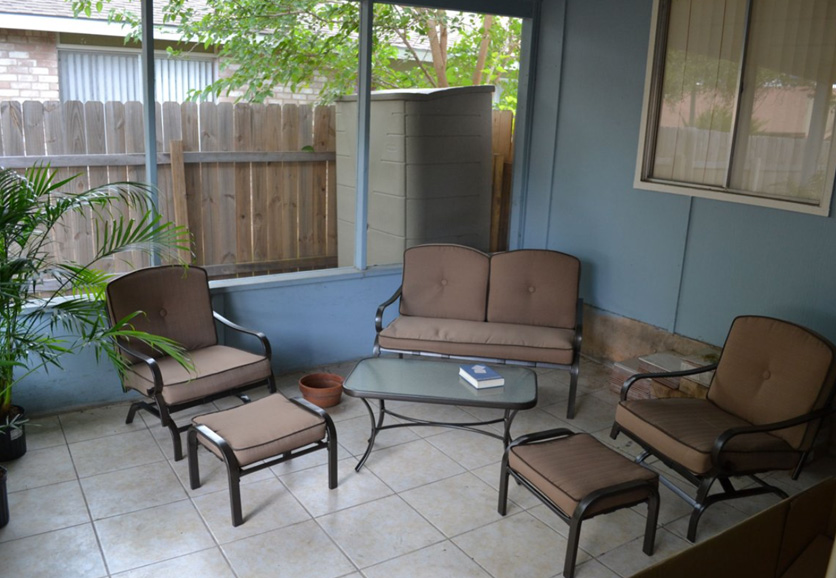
[106,265,275,460]
[610,315,836,542]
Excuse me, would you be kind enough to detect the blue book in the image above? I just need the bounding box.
[459,364,505,388]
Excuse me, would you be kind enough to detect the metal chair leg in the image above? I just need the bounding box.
[187,428,201,490]
[643,489,660,555]
[497,456,510,516]
[564,514,583,578]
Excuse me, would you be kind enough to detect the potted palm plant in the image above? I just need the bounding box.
[0,165,191,462]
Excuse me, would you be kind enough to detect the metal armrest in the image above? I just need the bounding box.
[213,311,272,359]
[711,407,834,466]
[115,340,164,393]
[620,364,718,401]
[375,285,402,334]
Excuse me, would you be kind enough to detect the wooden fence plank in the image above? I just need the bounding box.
[215,103,236,265]
[297,105,314,260]
[200,102,221,266]
[254,104,279,264]
[156,101,175,224]
[266,104,283,263]
[22,102,45,156]
[324,107,338,258]
[43,101,70,264]
[123,101,151,270]
[180,102,203,264]
[104,102,129,184]
[234,103,253,267]
[1,101,24,157]
[313,106,330,261]
[281,103,299,261]
[169,140,191,264]
[64,100,93,266]
[84,101,111,270]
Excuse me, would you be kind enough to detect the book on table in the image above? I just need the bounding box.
[459,364,505,388]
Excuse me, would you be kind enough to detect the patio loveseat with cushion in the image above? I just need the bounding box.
[374,244,583,418]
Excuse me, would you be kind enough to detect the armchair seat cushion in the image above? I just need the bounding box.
[378,315,575,365]
[123,345,273,406]
[615,398,800,476]
[192,394,326,467]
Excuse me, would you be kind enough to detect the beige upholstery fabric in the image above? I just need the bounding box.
[123,345,272,406]
[708,316,836,449]
[487,250,580,329]
[509,433,657,518]
[615,398,800,475]
[378,316,575,365]
[399,244,490,322]
[193,395,326,467]
[106,266,217,361]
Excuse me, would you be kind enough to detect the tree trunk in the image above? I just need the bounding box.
[425,12,449,87]
[472,15,494,85]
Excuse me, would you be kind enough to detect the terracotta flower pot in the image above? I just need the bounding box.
[299,373,344,408]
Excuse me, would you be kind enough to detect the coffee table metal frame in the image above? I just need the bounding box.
[344,357,538,471]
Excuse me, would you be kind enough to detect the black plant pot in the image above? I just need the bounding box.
[0,405,27,461]
[0,465,8,529]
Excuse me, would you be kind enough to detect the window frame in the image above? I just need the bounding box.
[634,0,836,216]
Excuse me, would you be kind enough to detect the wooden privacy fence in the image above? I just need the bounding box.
[0,100,514,277]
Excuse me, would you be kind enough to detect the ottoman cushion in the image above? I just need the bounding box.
[509,433,658,517]
[193,395,326,467]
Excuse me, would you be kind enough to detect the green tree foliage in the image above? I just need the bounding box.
[70,0,521,109]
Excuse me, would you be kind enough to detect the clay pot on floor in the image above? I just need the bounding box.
[299,373,344,408]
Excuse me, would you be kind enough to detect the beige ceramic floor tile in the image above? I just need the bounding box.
[0,524,106,578]
[471,460,544,510]
[222,519,356,578]
[0,480,89,542]
[317,495,445,568]
[542,394,618,434]
[400,471,520,537]
[366,439,465,492]
[24,415,66,450]
[334,413,421,457]
[69,428,166,478]
[452,511,570,578]
[80,460,187,519]
[59,403,145,443]
[363,541,492,578]
[506,407,572,440]
[529,503,649,558]
[192,477,311,543]
[168,444,277,497]
[569,558,622,578]
[425,428,506,471]
[2,444,77,492]
[664,501,750,543]
[279,458,393,518]
[596,528,690,577]
[95,499,215,574]
[112,548,237,578]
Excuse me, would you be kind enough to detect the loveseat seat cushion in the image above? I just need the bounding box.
[378,315,576,365]
[487,249,580,329]
[615,398,800,475]
[399,244,490,322]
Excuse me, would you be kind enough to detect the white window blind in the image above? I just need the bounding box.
[639,0,836,213]
[59,49,215,103]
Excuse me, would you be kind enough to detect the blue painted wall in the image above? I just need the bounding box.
[529,0,836,346]
[18,269,402,415]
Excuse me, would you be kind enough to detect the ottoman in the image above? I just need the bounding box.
[498,429,659,578]
[187,394,337,526]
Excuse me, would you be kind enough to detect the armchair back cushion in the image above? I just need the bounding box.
[487,250,580,329]
[708,316,836,449]
[399,244,490,322]
[106,265,218,360]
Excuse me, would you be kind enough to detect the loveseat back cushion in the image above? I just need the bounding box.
[487,250,580,329]
[399,244,490,322]
[708,316,836,449]
[106,265,218,360]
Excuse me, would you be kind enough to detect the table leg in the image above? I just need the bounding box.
[355,398,386,472]
[502,408,519,447]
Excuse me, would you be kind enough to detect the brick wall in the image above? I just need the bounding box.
[0,29,59,101]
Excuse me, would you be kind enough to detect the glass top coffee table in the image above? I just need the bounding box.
[344,357,538,471]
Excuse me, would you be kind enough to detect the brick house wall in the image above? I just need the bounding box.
[0,29,59,100]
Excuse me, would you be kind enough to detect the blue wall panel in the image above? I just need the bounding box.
[545,0,691,330]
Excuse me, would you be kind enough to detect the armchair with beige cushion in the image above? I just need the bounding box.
[106,265,275,460]
[374,244,583,418]
[611,315,836,542]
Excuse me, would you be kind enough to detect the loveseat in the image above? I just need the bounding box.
[374,244,583,418]
[630,477,836,578]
